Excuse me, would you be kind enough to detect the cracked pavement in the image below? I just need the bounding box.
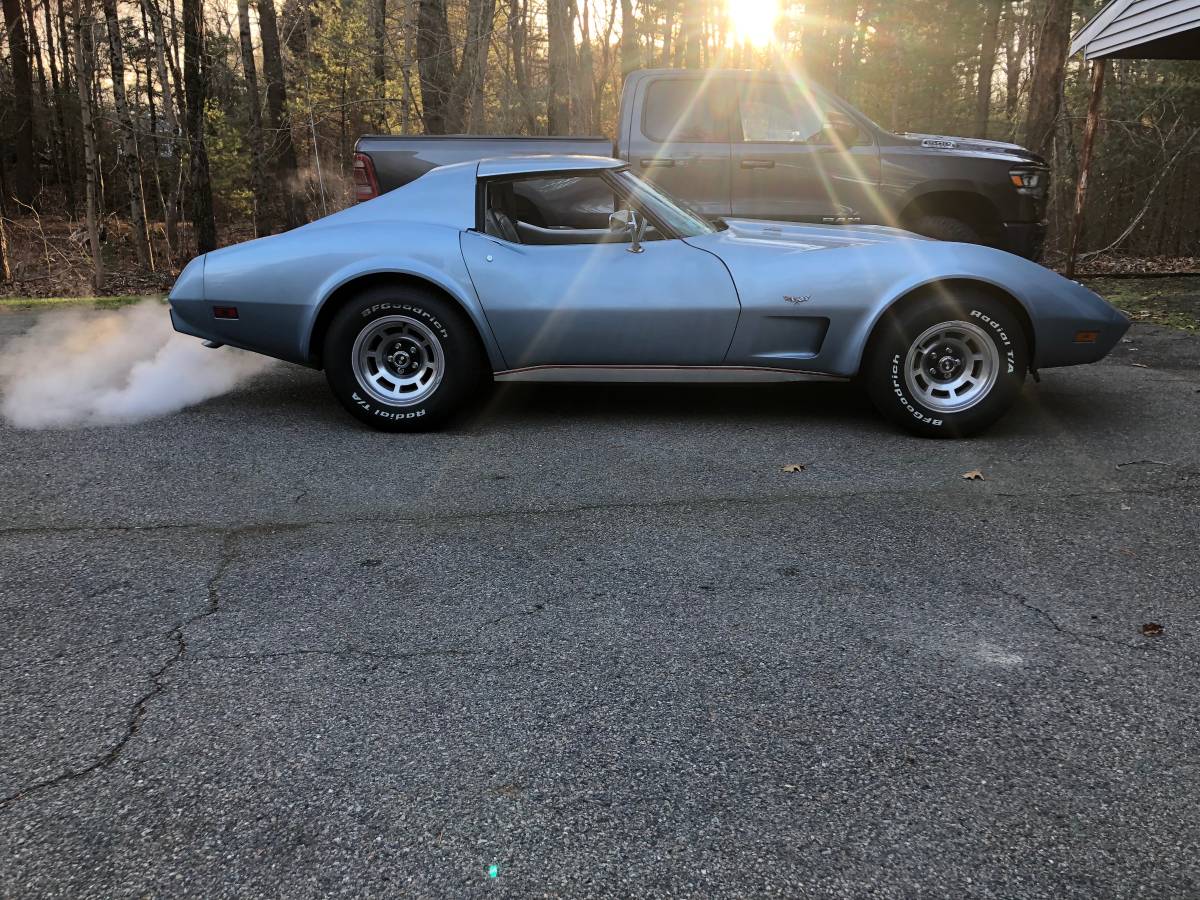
[1,308,1199,898]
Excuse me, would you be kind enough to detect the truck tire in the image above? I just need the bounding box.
[908,214,983,245]
[863,293,1027,438]
[323,285,487,431]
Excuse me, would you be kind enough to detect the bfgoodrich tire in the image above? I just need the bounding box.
[323,285,486,431]
[863,294,1027,438]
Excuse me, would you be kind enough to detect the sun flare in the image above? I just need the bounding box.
[727,0,781,47]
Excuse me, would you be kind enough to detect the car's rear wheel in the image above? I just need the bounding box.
[323,285,486,431]
[863,293,1027,438]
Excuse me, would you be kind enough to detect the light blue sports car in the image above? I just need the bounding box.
[169,155,1128,437]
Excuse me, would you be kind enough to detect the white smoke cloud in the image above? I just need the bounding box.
[0,299,275,429]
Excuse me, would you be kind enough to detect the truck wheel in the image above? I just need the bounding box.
[323,285,487,431]
[863,294,1027,438]
[908,215,982,245]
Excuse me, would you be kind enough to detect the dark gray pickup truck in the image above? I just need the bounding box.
[354,68,1050,259]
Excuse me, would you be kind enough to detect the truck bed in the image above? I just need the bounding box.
[356,135,614,194]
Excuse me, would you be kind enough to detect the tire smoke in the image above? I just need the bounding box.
[0,299,274,429]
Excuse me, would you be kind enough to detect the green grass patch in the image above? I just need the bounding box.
[1082,277,1200,332]
[0,294,163,311]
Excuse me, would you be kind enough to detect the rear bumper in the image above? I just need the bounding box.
[1000,221,1046,261]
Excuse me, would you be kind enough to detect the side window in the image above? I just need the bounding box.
[643,79,732,143]
[484,174,627,246]
[738,82,863,145]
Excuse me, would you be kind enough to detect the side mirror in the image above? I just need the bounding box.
[609,208,648,253]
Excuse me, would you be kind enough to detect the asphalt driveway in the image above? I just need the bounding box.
[1,307,1198,898]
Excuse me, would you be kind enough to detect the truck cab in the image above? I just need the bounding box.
[616,69,1049,258]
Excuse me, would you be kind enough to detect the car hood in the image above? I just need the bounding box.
[694,218,928,253]
[897,132,1046,165]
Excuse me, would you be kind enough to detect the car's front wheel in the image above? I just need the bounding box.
[863,294,1028,437]
[323,285,486,431]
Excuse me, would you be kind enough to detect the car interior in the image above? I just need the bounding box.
[482,175,661,246]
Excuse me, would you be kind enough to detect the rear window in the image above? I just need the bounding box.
[642,79,732,143]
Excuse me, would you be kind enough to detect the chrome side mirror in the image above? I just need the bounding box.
[609,208,648,253]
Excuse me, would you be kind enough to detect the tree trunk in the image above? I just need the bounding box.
[445,0,496,133]
[416,0,455,133]
[3,0,36,205]
[546,0,572,133]
[371,0,387,130]
[507,0,537,132]
[258,0,304,228]
[141,0,181,255]
[237,0,269,236]
[183,0,216,252]
[102,0,154,269]
[1066,58,1105,278]
[974,0,1002,138]
[72,2,103,289]
[573,0,595,132]
[802,0,831,85]
[619,0,638,77]
[682,0,702,68]
[1024,0,1073,160]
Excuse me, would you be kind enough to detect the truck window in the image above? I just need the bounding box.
[738,81,857,145]
[643,79,732,143]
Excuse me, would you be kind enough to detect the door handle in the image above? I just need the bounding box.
[740,158,775,169]
[640,158,680,168]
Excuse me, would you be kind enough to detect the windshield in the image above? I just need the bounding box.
[607,169,717,238]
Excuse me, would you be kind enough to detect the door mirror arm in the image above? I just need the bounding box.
[610,209,649,253]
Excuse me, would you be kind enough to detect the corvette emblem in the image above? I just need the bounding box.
[783,295,811,305]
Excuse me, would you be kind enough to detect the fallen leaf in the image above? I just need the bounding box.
[962,469,985,481]
[1131,362,1150,368]
[1142,622,1164,636]
[781,464,807,473]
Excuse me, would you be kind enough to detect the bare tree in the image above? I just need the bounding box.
[102,0,154,269]
[416,0,455,133]
[619,0,639,77]
[3,0,35,205]
[1024,0,1073,159]
[258,0,304,228]
[237,0,269,236]
[547,0,573,133]
[446,0,497,132]
[71,0,103,288]
[974,0,1003,137]
[183,0,216,252]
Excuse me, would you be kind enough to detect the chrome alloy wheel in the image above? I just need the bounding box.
[903,320,999,413]
[351,315,444,406]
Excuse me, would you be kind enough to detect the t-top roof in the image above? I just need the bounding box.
[476,155,626,177]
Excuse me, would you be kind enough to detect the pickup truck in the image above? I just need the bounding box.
[354,68,1050,259]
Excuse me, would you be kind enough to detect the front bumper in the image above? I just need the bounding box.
[1001,221,1046,261]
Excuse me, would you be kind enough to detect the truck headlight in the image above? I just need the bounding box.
[1010,167,1048,197]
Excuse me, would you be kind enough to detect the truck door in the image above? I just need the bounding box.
[626,76,733,218]
[730,79,883,223]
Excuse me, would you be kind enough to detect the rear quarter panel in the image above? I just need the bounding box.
[188,221,504,368]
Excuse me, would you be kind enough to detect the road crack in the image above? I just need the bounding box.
[0,530,244,811]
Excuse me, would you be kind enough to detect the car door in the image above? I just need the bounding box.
[460,231,740,369]
[626,76,734,219]
[730,78,882,223]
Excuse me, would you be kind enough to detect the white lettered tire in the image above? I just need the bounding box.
[323,285,486,431]
[864,294,1027,437]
